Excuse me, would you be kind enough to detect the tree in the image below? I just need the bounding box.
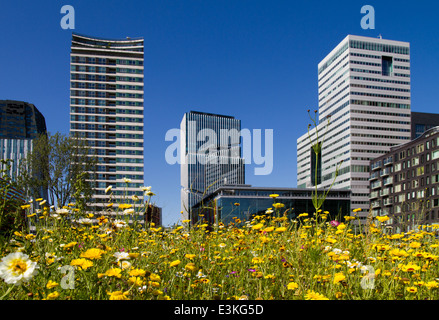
[16,132,97,210]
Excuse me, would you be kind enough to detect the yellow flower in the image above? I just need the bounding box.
[353,208,362,213]
[129,269,146,277]
[287,282,299,290]
[399,262,421,272]
[252,257,264,264]
[390,233,405,240]
[152,289,164,296]
[305,290,329,300]
[70,258,94,270]
[45,291,60,300]
[99,268,122,278]
[46,280,59,289]
[170,260,181,267]
[263,227,275,232]
[272,203,285,210]
[336,223,346,231]
[406,286,417,293]
[62,242,77,249]
[150,273,161,282]
[389,248,409,258]
[128,276,143,286]
[269,194,279,199]
[80,248,105,260]
[333,272,346,284]
[376,216,389,223]
[252,223,264,230]
[185,254,196,260]
[275,227,287,233]
[20,204,31,209]
[298,213,308,218]
[185,263,197,272]
[425,281,439,289]
[409,241,422,249]
[108,291,130,300]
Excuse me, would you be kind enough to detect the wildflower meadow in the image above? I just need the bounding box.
[2,189,439,301]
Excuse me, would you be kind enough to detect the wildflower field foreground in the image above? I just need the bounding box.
[2,203,439,301]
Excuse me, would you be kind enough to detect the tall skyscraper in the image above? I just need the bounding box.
[70,33,144,210]
[297,35,411,224]
[0,100,47,182]
[180,111,245,221]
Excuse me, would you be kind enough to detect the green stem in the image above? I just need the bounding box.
[0,285,15,300]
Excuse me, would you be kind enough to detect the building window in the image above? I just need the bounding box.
[382,56,393,76]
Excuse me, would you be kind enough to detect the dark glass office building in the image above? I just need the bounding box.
[0,100,46,139]
[192,184,351,225]
[411,112,439,139]
[0,100,47,182]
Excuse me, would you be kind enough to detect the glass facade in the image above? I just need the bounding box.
[192,186,351,225]
[0,100,46,139]
[180,111,245,220]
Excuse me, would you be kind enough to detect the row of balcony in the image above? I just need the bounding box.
[371,198,393,208]
[370,187,392,199]
[371,156,393,170]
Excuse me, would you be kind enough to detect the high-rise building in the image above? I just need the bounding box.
[69,33,145,210]
[180,111,245,221]
[0,100,47,182]
[297,35,411,224]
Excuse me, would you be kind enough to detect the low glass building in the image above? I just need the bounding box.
[191,184,351,225]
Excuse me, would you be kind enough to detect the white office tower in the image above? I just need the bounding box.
[297,35,411,224]
[180,111,245,221]
[70,33,145,211]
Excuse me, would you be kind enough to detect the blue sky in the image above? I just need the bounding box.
[1,0,438,226]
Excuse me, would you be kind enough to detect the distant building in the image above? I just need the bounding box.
[180,111,245,221]
[0,100,46,140]
[0,100,47,190]
[297,35,411,224]
[411,111,439,139]
[191,184,351,226]
[145,204,162,226]
[369,126,439,233]
[0,177,25,203]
